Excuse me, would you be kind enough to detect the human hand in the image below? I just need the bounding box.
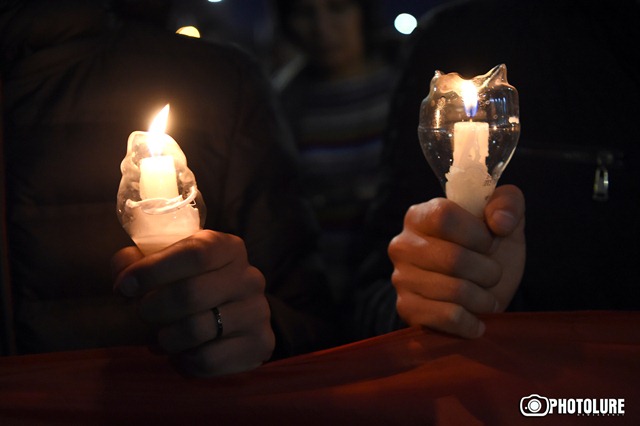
[388,185,525,338]
[112,230,275,377]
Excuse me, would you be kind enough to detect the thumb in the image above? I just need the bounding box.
[485,184,525,237]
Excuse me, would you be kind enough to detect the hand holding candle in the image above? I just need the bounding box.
[116,104,206,254]
[389,65,523,337]
[418,64,520,217]
[114,107,274,376]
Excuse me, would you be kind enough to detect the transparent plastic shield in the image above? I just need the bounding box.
[116,130,206,255]
[418,64,520,216]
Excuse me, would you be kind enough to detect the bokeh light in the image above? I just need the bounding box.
[176,26,201,38]
[394,13,418,35]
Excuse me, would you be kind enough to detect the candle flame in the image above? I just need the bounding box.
[461,80,478,118]
[148,104,170,156]
[149,104,170,133]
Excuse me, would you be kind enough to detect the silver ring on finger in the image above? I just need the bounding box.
[212,306,223,340]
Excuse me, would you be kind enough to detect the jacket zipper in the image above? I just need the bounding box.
[515,146,624,202]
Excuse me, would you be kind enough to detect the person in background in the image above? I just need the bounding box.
[270,0,397,329]
[0,0,335,376]
[353,0,640,339]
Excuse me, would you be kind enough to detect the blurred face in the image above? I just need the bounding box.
[287,0,366,78]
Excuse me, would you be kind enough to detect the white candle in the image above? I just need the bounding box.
[444,81,494,217]
[138,106,180,200]
[139,153,179,200]
[451,121,489,169]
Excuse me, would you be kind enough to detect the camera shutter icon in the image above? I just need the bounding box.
[520,394,550,417]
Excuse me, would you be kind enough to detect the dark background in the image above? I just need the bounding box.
[169,0,451,53]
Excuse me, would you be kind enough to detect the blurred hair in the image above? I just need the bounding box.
[111,0,171,25]
[270,0,383,54]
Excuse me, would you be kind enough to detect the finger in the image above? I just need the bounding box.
[389,231,502,288]
[485,184,525,237]
[396,291,486,339]
[405,199,494,254]
[391,265,499,314]
[114,230,246,298]
[111,246,144,278]
[139,264,265,325]
[173,331,275,377]
[156,295,270,354]
[157,309,219,355]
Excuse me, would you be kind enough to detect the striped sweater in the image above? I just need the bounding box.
[277,63,395,304]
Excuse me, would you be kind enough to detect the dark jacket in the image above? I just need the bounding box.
[0,0,335,357]
[354,0,640,337]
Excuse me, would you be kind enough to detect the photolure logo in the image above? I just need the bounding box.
[520,394,625,417]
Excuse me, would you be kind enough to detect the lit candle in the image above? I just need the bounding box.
[117,104,204,255]
[445,80,495,217]
[139,105,180,200]
[419,64,519,220]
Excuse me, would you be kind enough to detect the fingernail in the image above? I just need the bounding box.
[477,321,486,337]
[492,209,517,232]
[119,275,138,297]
